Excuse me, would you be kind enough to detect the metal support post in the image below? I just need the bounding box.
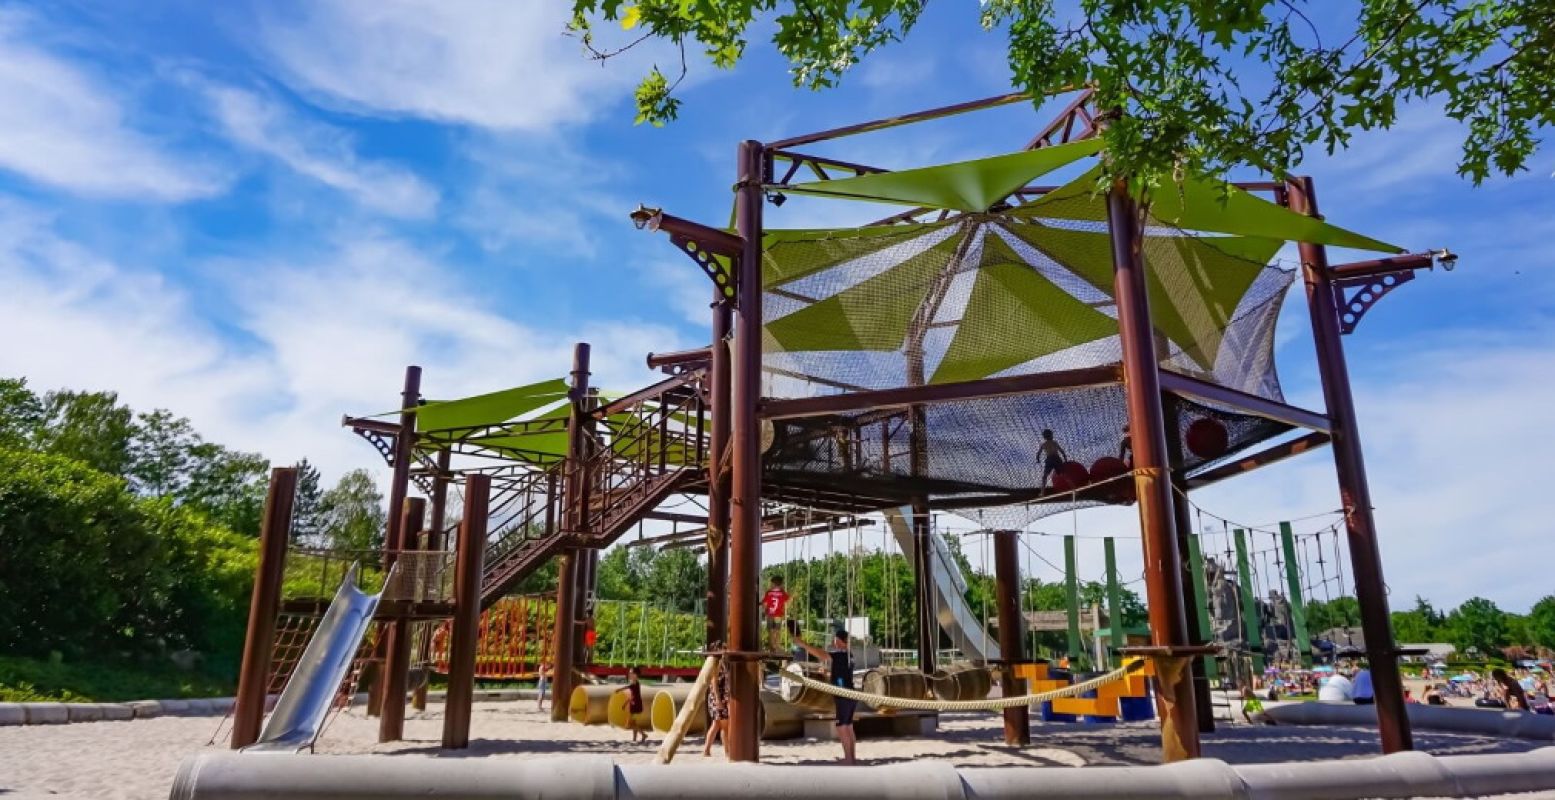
[231,467,298,749]
[1104,538,1125,661]
[706,293,732,648]
[912,497,937,675]
[550,343,591,723]
[726,139,765,762]
[1106,180,1200,761]
[442,475,489,749]
[380,497,425,742]
[993,530,1029,745]
[1286,176,1411,753]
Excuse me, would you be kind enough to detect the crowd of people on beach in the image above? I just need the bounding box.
[1256,660,1553,715]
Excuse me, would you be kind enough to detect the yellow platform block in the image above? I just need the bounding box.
[1049,696,1121,718]
[1012,663,1050,681]
[1029,679,1070,693]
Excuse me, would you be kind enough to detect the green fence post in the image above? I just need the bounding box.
[1233,529,1264,673]
[1104,538,1125,663]
[1064,535,1082,666]
[1280,522,1313,668]
[1184,531,1219,682]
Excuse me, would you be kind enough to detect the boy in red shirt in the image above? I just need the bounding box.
[762,576,790,654]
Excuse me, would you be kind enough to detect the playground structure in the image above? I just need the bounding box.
[226,88,1459,764]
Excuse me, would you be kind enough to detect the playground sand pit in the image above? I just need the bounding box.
[2,702,1550,800]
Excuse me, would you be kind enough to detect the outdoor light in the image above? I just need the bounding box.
[629,204,663,232]
[1433,248,1458,271]
[766,190,787,207]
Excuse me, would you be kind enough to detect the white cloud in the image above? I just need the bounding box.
[203,84,439,218]
[0,9,225,201]
[255,0,645,131]
[0,196,686,486]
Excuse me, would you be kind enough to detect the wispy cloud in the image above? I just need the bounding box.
[0,9,225,201]
[203,83,439,218]
[255,0,645,131]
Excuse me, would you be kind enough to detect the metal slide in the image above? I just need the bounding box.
[883,508,1001,663]
[247,564,385,753]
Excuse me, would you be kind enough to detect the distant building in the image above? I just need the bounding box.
[1399,643,1456,661]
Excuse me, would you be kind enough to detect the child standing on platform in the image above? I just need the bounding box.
[762,576,791,654]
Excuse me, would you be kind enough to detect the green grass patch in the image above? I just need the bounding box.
[0,655,234,703]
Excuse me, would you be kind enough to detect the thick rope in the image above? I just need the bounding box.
[778,661,1144,713]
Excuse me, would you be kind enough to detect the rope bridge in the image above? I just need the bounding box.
[778,659,1145,713]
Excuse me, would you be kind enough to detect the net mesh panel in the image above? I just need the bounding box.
[760,197,1295,524]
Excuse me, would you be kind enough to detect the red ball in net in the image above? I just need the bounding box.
[1186,418,1229,459]
[1089,456,1128,483]
[1060,461,1089,486]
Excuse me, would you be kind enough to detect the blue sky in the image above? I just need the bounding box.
[1,1,1550,612]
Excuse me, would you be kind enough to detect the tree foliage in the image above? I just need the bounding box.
[570,0,1551,184]
[318,469,387,551]
[1446,595,1507,655]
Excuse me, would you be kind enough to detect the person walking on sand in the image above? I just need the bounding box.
[1038,429,1068,489]
[536,661,550,712]
[791,628,858,765]
[614,667,648,743]
[702,647,731,757]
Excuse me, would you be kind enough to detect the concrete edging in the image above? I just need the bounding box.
[1266,700,1555,741]
[0,687,540,727]
[168,748,1555,800]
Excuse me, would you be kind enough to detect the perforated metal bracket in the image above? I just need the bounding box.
[669,234,738,302]
[1333,270,1415,335]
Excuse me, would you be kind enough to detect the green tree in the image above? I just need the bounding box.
[318,469,386,551]
[128,409,199,497]
[644,548,705,612]
[1529,595,1555,652]
[1391,595,1441,642]
[291,459,325,545]
[0,378,44,449]
[35,389,135,475]
[1445,596,1506,656]
[572,0,1551,184]
[183,445,270,537]
[1306,596,1362,633]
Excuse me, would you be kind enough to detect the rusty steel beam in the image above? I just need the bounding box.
[231,467,298,749]
[550,343,591,724]
[1185,432,1331,489]
[706,292,733,649]
[993,530,1030,746]
[593,368,704,419]
[1108,179,1201,761]
[667,518,875,552]
[760,366,1120,421]
[726,139,766,762]
[1158,370,1330,432]
[629,207,744,258]
[1329,252,1440,282]
[647,346,711,371]
[1287,176,1412,754]
[766,92,1032,150]
[379,497,426,743]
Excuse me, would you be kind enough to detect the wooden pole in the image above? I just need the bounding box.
[705,293,732,649]
[379,497,425,742]
[231,467,298,749]
[1106,180,1200,760]
[993,530,1029,745]
[1286,176,1411,753]
[653,655,721,764]
[442,474,489,749]
[912,498,937,674]
[413,449,452,712]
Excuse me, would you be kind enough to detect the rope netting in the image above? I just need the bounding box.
[778,659,1144,712]
[758,206,1297,524]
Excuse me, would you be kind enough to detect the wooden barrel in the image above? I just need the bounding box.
[568,684,615,724]
[609,683,692,730]
[650,685,707,734]
[952,665,992,701]
[928,668,961,701]
[779,662,835,713]
[861,667,929,714]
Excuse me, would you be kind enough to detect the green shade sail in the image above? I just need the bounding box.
[930,231,1118,383]
[1003,224,1281,370]
[766,235,962,351]
[762,222,953,288]
[1014,167,1402,253]
[414,377,569,433]
[783,139,1105,213]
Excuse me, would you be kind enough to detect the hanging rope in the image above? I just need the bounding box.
[780,659,1144,712]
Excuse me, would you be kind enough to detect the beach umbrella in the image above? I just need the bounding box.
[1450,674,1476,682]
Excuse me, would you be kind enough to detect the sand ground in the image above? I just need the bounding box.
[0,700,1548,800]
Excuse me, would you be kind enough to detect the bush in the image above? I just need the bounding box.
[0,448,256,675]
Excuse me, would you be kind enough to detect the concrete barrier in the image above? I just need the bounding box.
[168,748,1555,800]
[128,700,164,719]
[1267,701,1555,741]
[0,703,26,725]
[21,704,68,724]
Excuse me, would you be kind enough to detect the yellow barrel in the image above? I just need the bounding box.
[779,662,835,713]
[758,690,805,740]
[609,684,692,730]
[650,684,708,735]
[568,684,615,724]
[862,667,929,713]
